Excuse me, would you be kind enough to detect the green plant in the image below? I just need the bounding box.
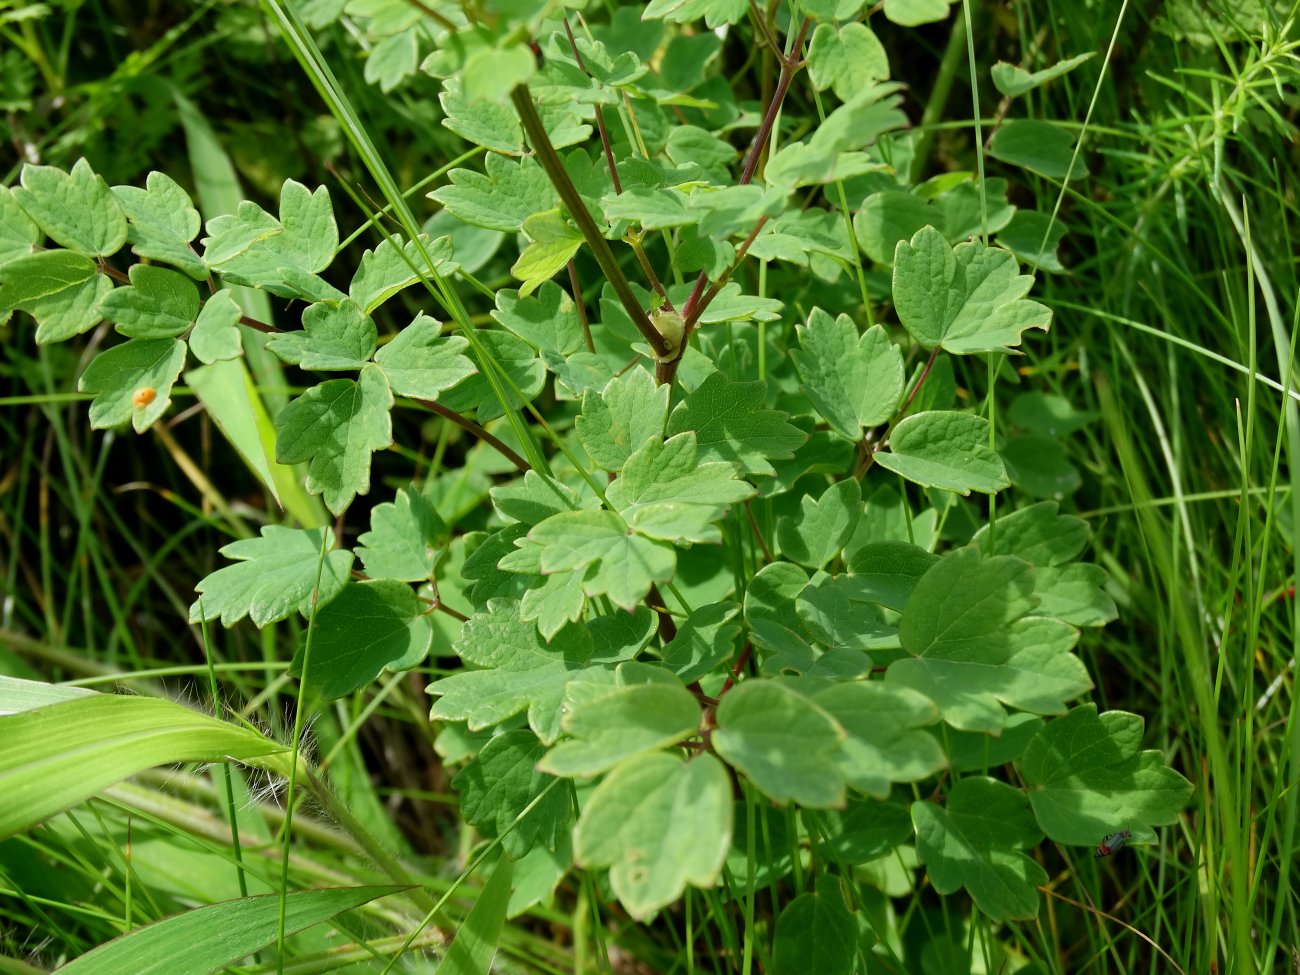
[0,0,1199,970]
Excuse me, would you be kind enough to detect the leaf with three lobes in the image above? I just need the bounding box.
[112,170,206,279]
[528,510,675,612]
[812,681,945,797]
[772,876,858,975]
[275,363,394,515]
[437,329,545,423]
[713,679,846,807]
[373,315,476,401]
[893,225,1051,354]
[912,776,1046,921]
[492,282,586,358]
[0,185,41,267]
[202,180,337,295]
[428,599,637,744]
[576,366,671,473]
[0,250,112,344]
[266,298,376,370]
[189,526,353,626]
[540,680,701,777]
[667,372,806,476]
[356,486,448,581]
[431,153,555,233]
[440,77,524,154]
[454,730,573,859]
[491,470,589,526]
[1016,704,1194,845]
[792,308,904,440]
[291,580,432,699]
[348,234,457,314]
[574,752,732,920]
[189,290,243,363]
[887,546,1092,733]
[13,158,127,256]
[607,432,755,544]
[807,22,889,102]
[512,211,582,297]
[776,478,862,569]
[99,264,200,339]
[874,411,1009,495]
[660,601,742,684]
[78,338,186,433]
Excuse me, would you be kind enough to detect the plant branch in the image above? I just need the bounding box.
[566,260,595,353]
[415,397,531,473]
[658,15,812,387]
[509,85,670,360]
[562,15,622,195]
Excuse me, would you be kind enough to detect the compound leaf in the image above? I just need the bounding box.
[189,290,243,363]
[776,478,862,569]
[101,264,200,339]
[576,366,671,473]
[453,729,573,858]
[428,599,636,744]
[111,170,206,279]
[356,485,448,581]
[266,298,376,370]
[529,510,675,612]
[771,876,858,975]
[667,372,806,476]
[373,315,476,401]
[540,678,701,777]
[607,432,756,544]
[431,153,555,233]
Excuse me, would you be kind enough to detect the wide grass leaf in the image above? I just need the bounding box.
[435,857,513,975]
[53,886,400,975]
[0,695,285,840]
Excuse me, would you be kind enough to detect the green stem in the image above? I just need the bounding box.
[908,13,969,185]
[509,85,669,360]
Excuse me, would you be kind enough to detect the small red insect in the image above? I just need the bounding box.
[1094,830,1133,858]
[132,386,157,408]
